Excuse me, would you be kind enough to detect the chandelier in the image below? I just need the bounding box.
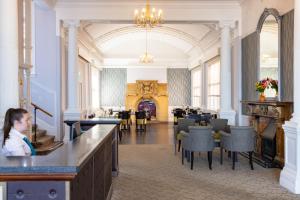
[140,28,154,64]
[140,52,154,64]
[134,0,163,28]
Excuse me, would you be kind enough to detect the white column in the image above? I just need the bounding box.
[280,0,300,194]
[0,0,20,127]
[63,20,82,121]
[219,21,236,125]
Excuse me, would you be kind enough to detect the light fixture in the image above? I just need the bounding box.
[134,0,163,28]
[140,28,154,64]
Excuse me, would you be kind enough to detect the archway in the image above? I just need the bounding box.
[137,99,157,120]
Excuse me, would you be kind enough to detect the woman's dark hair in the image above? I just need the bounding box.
[2,108,28,146]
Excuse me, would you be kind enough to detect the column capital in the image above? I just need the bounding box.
[63,20,80,28]
[218,20,236,30]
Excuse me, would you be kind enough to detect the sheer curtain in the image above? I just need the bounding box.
[192,68,202,107]
[207,58,221,111]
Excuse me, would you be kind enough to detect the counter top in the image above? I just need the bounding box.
[64,118,121,126]
[0,124,116,175]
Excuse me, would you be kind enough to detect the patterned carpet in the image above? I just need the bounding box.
[112,144,300,200]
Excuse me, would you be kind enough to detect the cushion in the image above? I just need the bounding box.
[177,130,187,140]
[136,119,145,125]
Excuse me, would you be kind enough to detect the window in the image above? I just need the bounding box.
[91,67,100,109]
[207,58,220,111]
[192,68,202,107]
[20,0,36,74]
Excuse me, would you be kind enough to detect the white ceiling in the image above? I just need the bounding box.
[58,0,241,2]
[82,22,220,67]
[56,0,240,68]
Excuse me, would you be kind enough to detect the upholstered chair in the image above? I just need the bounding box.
[220,126,255,170]
[182,126,215,170]
[173,110,185,125]
[210,119,229,141]
[135,111,147,131]
[121,111,131,130]
[200,113,212,126]
[186,114,202,125]
[173,118,196,154]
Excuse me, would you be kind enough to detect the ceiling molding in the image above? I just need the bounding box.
[102,57,189,68]
[55,1,241,22]
[56,1,241,8]
[88,25,216,56]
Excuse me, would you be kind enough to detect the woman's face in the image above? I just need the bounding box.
[15,113,31,132]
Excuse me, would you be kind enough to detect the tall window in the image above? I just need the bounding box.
[207,58,220,111]
[91,67,100,109]
[192,68,202,107]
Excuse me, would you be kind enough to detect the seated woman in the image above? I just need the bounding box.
[2,108,36,156]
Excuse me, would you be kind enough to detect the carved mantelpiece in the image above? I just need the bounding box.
[241,101,293,167]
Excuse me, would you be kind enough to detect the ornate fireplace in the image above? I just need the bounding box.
[241,101,293,168]
[125,80,168,121]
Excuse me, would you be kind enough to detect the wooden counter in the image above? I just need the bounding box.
[0,124,118,200]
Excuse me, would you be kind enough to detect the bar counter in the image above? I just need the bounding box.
[0,124,118,200]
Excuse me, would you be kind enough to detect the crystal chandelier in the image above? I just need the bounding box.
[134,0,163,28]
[140,28,154,64]
[140,52,154,64]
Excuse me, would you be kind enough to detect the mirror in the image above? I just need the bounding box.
[257,9,281,99]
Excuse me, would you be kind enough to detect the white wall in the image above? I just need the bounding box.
[31,3,61,138]
[241,0,294,37]
[127,68,167,83]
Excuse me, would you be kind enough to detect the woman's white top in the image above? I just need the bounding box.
[2,128,32,156]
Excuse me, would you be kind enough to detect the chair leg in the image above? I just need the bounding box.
[228,151,231,158]
[208,151,212,170]
[182,148,184,165]
[220,147,223,165]
[119,130,122,142]
[186,150,190,162]
[178,140,181,152]
[249,151,254,170]
[174,140,177,155]
[232,152,236,170]
[191,151,194,170]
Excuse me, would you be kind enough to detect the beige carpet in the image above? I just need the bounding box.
[112,144,300,200]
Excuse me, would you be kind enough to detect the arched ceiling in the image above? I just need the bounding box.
[82,23,221,67]
[56,0,241,68]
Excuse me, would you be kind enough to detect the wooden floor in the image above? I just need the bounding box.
[119,122,174,145]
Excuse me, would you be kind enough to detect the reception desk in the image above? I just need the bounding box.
[64,118,122,141]
[0,124,118,200]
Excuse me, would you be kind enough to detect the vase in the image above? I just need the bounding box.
[259,93,266,102]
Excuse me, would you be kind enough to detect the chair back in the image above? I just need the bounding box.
[183,126,215,152]
[177,118,195,133]
[71,121,82,140]
[201,113,212,124]
[135,111,146,119]
[230,126,255,152]
[122,111,130,120]
[187,114,202,124]
[174,110,185,118]
[210,119,228,132]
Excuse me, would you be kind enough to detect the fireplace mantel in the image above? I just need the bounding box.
[241,100,293,168]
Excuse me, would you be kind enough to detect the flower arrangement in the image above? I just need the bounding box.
[255,78,279,100]
[255,78,270,93]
